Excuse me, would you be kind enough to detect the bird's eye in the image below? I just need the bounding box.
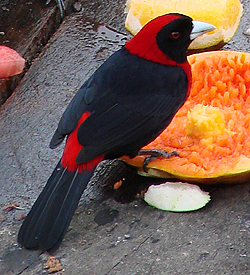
[171,32,180,39]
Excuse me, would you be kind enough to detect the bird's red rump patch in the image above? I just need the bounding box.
[61,111,104,173]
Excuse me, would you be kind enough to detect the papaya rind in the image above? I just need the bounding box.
[137,167,250,185]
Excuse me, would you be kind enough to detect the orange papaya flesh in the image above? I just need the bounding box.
[122,51,250,184]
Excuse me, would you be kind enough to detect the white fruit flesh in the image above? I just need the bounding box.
[144,182,210,212]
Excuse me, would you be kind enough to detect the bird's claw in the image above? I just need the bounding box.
[46,0,66,18]
[138,149,179,172]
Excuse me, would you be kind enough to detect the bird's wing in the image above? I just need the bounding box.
[50,48,188,162]
[76,50,188,162]
[75,93,180,163]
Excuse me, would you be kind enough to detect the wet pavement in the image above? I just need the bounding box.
[0,0,250,274]
[0,0,65,105]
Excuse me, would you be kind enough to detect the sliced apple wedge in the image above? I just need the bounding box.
[144,182,210,212]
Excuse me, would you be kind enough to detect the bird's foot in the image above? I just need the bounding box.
[138,149,179,172]
[46,0,65,18]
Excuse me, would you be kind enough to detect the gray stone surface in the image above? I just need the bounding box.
[0,0,250,274]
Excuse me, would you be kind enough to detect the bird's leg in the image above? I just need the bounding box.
[138,149,179,172]
[46,0,65,18]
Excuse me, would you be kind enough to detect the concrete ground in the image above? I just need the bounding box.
[0,0,250,274]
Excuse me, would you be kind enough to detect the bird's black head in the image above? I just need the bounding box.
[125,13,215,66]
[156,14,193,63]
[125,13,193,65]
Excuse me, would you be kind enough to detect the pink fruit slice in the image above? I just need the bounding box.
[0,46,25,79]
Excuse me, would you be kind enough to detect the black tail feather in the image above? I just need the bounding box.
[18,160,94,252]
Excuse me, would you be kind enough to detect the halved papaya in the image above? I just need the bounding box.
[122,51,250,184]
[125,0,243,51]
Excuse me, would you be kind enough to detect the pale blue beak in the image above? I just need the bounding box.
[190,21,216,40]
